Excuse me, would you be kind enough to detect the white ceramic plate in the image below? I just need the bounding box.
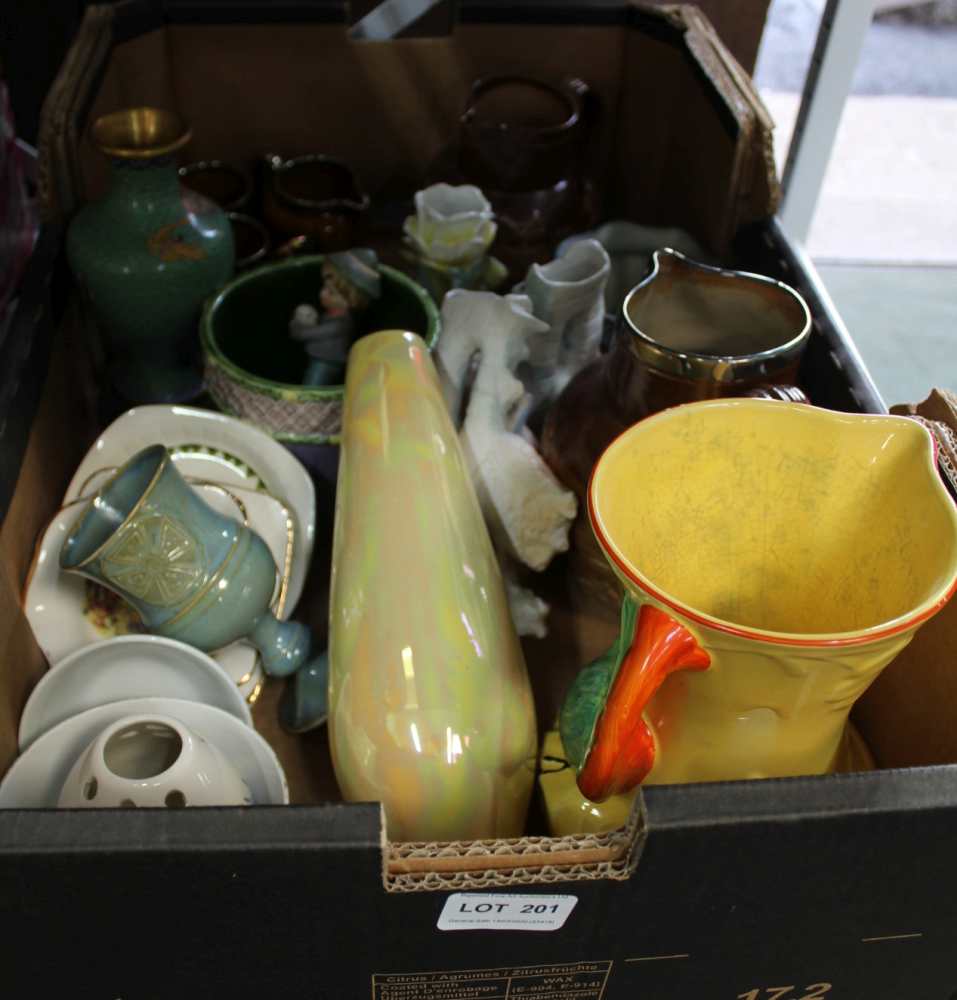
[23,481,292,702]
[0,697,289,807]
[18,636,253,750]
[64,405,315,613]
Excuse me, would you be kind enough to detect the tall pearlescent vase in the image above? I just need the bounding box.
[329,330,537,841]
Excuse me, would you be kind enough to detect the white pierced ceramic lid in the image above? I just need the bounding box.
[57,713,252,809]
[0,698,288,808]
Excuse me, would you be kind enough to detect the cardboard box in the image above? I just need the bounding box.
[7,4,954,998]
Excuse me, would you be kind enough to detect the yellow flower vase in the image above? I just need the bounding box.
[329,330,537,841]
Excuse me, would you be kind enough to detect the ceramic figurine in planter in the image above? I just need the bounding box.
[288,249,382,386]
[201,255,439,446]
[402,183,507,302]
[67,108,234,403]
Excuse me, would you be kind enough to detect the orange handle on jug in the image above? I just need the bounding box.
[559,595,710,802]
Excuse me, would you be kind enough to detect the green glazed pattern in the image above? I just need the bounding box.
[67,152,234,403]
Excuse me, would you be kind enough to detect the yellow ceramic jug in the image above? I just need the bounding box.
[328,330,537,842]
[549,399,957,833]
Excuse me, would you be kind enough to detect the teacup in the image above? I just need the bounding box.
[178,160,252,212]
[560,399,957,802]
[60,444,312,677]
[263,154,369,252]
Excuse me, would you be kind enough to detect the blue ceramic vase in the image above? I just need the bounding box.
[66,108,234,403]
[60,444,311,677]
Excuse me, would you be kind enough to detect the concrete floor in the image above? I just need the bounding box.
[815,263,957,409]
[756,2,957,410]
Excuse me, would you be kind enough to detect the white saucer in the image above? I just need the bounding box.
[23,481,292,703]
[19,636,253,750]
[0,697,289,807]
[65,405,315,613]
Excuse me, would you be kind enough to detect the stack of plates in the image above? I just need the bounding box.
[23,405,316,705]
[2,637,288,806]
[6,405,317,809]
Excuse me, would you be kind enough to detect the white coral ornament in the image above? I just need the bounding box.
[435,290,577,585]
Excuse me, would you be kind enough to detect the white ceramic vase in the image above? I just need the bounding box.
[556,220,708,314]
[519,237,610,412]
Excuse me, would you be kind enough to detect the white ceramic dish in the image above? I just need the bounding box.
[64,404,315,613]
[23,481,293,702]
[18,635,252,750]
[0,697,289,807]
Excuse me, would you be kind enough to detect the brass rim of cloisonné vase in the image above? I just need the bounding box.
[91,107,192,160]
[200,256,441,404]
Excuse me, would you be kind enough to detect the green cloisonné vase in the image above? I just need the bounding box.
[67,108,234,403]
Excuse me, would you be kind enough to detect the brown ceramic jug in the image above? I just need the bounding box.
[457,75,598,277]
[540,248,812,616]
[263,154,369,253]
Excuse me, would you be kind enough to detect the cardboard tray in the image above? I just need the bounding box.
[7,4,957,998]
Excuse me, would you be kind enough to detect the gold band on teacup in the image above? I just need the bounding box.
[246,679,264,706]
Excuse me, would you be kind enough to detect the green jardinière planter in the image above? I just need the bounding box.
[200,255,440,445]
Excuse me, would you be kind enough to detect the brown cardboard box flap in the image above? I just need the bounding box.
[678,4,781,234]
[39,3,779,253]
[890,388,957,497]
[383,801,645,892]
[854,389,957,768]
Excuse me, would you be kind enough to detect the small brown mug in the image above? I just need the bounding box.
[263,154,369,252]
[178,160,252,212]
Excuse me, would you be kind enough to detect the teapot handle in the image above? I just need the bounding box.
[560,593,710,802]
